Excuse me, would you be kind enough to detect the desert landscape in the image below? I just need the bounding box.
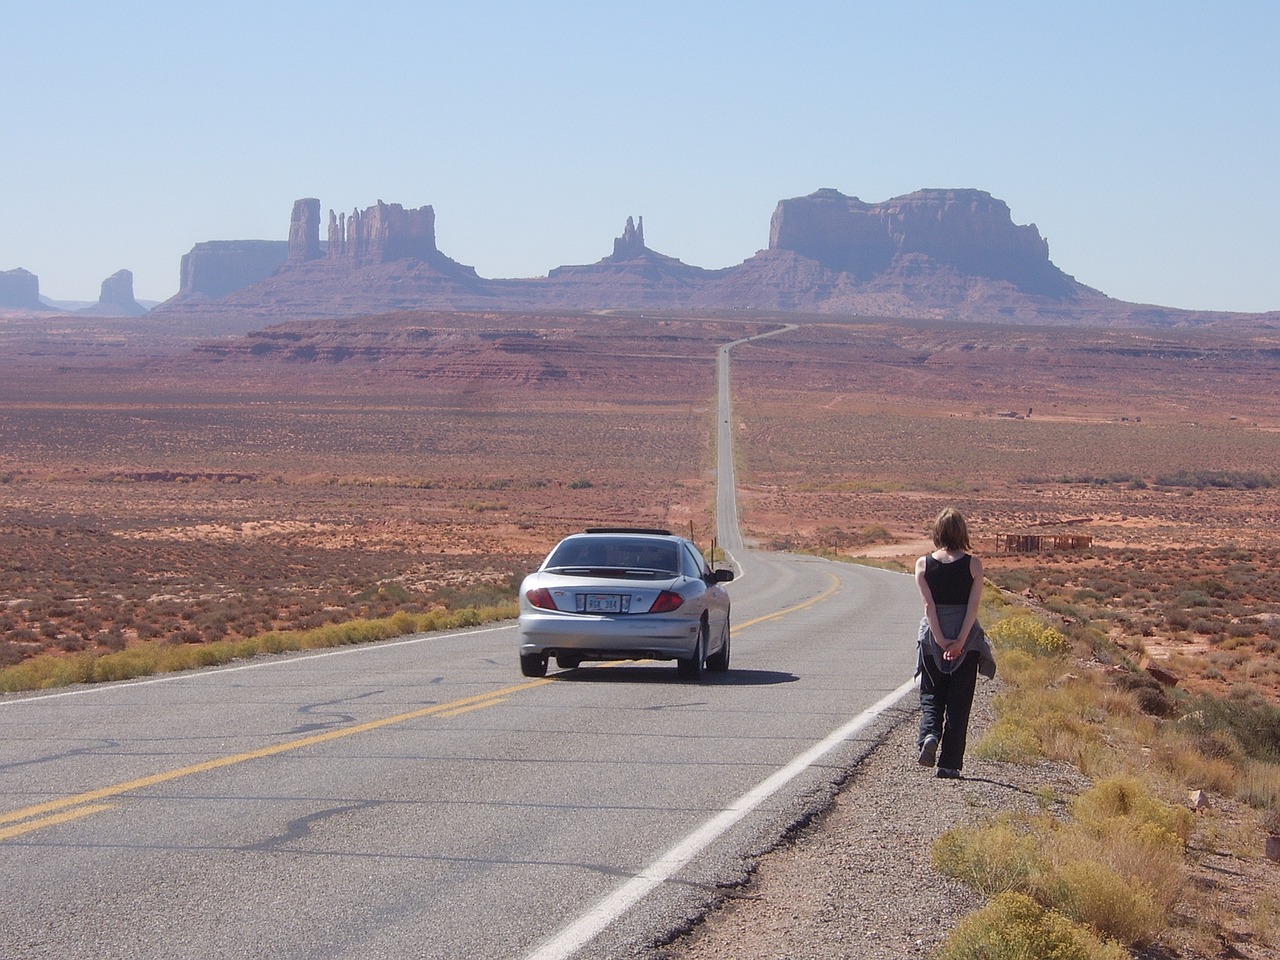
[2,307,1279,957]
[2,309,1278,706]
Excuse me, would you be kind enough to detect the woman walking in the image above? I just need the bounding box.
[915,507,995,779]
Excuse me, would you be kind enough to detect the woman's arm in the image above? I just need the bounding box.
[944,553,985,661]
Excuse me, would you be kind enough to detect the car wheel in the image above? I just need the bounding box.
[677,623,707,681]
[557,655,581,670]
[520,653,548,678]
[707,619,731,672]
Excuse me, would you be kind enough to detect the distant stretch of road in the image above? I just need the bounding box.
[0,325,922,960]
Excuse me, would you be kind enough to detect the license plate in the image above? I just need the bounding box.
[584,593,623,613]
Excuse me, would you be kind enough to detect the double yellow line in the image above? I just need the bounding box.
[0,681,548,842]
[3,571,840,843]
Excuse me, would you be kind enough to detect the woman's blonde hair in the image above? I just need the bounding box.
[932,507,971,552]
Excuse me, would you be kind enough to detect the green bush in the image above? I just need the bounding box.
[1179,693,1280,763]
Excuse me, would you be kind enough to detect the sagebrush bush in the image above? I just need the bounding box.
[974,712,1043,763]
[938,891,1129,960]
[1179,693,1280,764]
[1070,775,1193,845]
[1041,858,1164,946]
[975,657,1114,770]
[988,613,1071,657]
[933,817,1047,896]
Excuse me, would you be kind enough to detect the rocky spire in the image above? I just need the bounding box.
[611,216,646,259]
[287,198,323,263]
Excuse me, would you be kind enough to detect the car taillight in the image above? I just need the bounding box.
[525,588,557,610]
[648,590,684,613]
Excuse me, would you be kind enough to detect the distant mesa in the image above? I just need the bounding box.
[167,198,478,312]
[149,188,1275,329]
[767,188,1074,296]
[0,267,46,310]
[1,266,149,315]
[180,240,288,299]
[77,268,148,316]
[544,214,716,299]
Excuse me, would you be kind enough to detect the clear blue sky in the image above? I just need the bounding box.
[3,1,1277,312]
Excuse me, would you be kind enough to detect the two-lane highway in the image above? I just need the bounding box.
[1,324,923,959]
[2,554,918,960]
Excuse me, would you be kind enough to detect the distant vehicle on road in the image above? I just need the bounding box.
[517,528,734,680]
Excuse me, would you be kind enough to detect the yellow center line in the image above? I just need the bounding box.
[3,578,841,839]
[731,571,841,633]
[0,804,118,842]
[435,697,509,719]
[0,680,549,829]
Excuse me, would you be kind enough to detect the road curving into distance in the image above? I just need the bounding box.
[0,323,922,960]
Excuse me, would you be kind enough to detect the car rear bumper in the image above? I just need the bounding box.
[518,612,701,661]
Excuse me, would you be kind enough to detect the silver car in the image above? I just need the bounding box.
[517,528,734,680]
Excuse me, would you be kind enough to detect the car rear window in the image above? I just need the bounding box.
[545,537,680,577]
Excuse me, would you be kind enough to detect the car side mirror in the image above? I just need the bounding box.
[708,568,735,584]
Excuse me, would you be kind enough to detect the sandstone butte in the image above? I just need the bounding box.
[5,188,1279,330]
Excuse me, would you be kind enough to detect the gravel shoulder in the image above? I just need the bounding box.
[647,676,1091,960]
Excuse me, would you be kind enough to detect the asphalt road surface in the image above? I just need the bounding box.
[1,326,923,960]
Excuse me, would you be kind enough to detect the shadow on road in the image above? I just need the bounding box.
[550,666,800,686]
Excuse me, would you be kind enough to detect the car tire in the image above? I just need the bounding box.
[706,619,731,672]
[520,653,548,678]
[677,623,707,681]
[556,655,581,670]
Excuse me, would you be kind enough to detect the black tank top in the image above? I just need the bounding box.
[924,554,973,605]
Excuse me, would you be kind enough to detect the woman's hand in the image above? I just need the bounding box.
[942,637,966,661]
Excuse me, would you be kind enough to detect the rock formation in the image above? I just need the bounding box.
[0,267,42,310]
[178,240,289,298]
[768,188,1073,295]
[77,269,148,316]
[326,201,437,264]
[611,216,645,259]
[287,198,324,263]
[147,190,1276,330]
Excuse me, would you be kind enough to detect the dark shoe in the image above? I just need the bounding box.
[936,767,961,779]
[917,735,939,767]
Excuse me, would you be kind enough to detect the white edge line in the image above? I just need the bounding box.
[522,674,919,960]
[0,623,516,705]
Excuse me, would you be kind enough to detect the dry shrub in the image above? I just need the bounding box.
[932,817,1047,896]
[933,778,1187,950]
[1179,692,1280,764]
[0,651,96,691]
[0,603,518,692]
[938,891,1129,960]
[1154,737,1242,796]
[1237,759,1280,811]
[976,650,1112,769]
[1070,775,1194,845]
[974,711,1043,764]
[1038,858,1164,946]
[988,613,1071,657]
